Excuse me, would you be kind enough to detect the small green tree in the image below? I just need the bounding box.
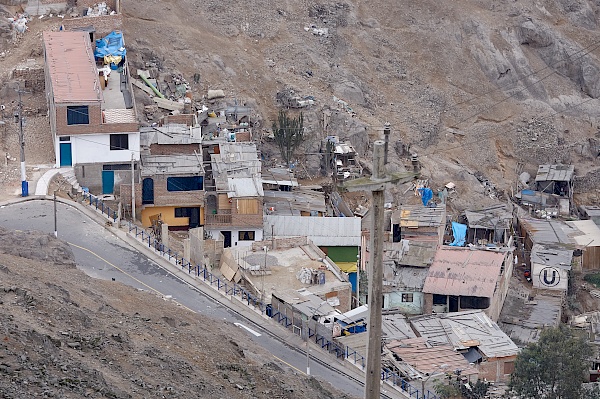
[509,326,590,399]
[272,110,304,166]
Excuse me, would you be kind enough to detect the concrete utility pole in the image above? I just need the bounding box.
[364,141,385,399]
[16,82,28,197]
[383,123,390,165]
[53,191,57,237]
[131,153,136,221]
[341,129,417,399]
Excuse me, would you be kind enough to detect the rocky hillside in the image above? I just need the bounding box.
[120,0,600,204]
[0,227,349,398]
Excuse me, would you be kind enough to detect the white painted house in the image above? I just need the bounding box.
[44,30,139,195]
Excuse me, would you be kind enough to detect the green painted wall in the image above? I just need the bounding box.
[324,246,359,262]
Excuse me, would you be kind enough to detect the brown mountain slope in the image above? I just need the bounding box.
[0,227,350,398]
[121,0,600,202]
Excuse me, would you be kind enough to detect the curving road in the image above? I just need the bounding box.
[0,200,392,398]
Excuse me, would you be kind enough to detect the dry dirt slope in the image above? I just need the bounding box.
[121,0,600,199]
[0,227,351,399]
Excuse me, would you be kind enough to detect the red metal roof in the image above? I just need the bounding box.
[44,31,101,104]
[422,247,505,298]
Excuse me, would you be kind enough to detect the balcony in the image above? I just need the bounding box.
[204,212,263,228]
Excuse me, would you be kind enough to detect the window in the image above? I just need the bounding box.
[167,176,203,192]
[504,361,515,374]
[59,136,70,142]
[175,207,192,218]
[67,106,89,125]
[103,163,132,171]
[460,296,490,310]
[238,231,255,241]
[433,294,447,305]
[401,293,414,303]
[110,134,129,150]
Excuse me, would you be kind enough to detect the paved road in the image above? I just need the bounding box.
[0,200,369,398]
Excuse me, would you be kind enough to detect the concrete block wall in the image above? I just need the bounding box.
[251,236,309,251]
[61,14,123,37]
[75,164,134,195]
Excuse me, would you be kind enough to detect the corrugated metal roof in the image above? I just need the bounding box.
[499,293,562,345]
[531,243,573,267]
[384,240,437,268]
[410,310,520,359]
[262,168,298,187]
[519,217,579,247]
[567,220,600,247]
[263,189,326,214]
[44,31,101,104]
[464,205,512,230]
[422,247,505,298]
[383,266,428,290]
[265,215,361,246]
[535,164,574,182]
[386,337,478,376]
[141,154,204,176]
[381,313,419,341]
[391,205,446,227]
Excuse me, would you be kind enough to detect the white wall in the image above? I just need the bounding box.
[205,228,264,248]
[532,263,569,291]
[54,132,140,167]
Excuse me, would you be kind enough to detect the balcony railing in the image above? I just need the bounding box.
[204,213,262,227]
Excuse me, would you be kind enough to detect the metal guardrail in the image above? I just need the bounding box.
[81,192,118,222]
[125,221,437,399]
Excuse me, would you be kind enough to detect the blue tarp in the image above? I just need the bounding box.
[94,31,126,63]
[419,188,433,206]
[450,222,467,247]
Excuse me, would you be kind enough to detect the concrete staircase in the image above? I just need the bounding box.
[59,168,84,195]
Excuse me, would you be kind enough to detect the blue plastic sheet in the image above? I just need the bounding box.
[94,31,126,63]
[450,222,467,247]
[419,188,433,206]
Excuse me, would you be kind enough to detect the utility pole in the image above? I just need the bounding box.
[16,82,28,197]
[131,153,136,221]
[364,141,385,399]
[341,127,416,399]
[53,191,58,237]
[383,123,390,165]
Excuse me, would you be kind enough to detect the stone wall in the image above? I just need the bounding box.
[12,63,45,93]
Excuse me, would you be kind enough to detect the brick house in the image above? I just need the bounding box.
[139,155,204,229]
[203,142,263,248]
[43,30,138,195]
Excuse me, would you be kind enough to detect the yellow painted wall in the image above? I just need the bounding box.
[141,206,188,228]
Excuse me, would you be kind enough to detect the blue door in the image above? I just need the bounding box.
[102,171,114,194]
[59,143,72,166]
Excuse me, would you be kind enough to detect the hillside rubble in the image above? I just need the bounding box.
[0,1,600,206]
[0,226,350,398]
